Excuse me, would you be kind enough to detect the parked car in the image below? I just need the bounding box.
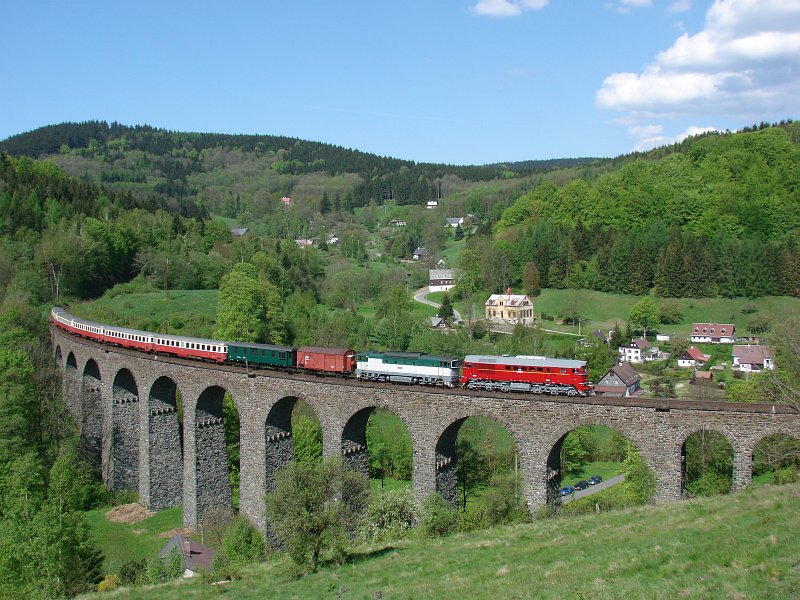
[574,480,589,491]
[588,475,603,486]
[560,486,575,496]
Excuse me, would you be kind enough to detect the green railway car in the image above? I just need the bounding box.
[227,342,296,368]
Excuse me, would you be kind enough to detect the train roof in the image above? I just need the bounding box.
[297,346,354,355]
[358,351,460,361]
[227,341,295,353]
[463,355,587,368]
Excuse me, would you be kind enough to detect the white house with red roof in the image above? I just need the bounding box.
[678,346,711,368]
[732,345,775,372]
[484,292,534,325]
[691,322,735,344]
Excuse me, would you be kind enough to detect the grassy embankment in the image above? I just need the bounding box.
[86,483,800,599]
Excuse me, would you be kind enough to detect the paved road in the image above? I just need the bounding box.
[413,286,463,323]
[561,473,626,504]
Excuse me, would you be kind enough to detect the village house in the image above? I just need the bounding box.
[160,534,214,578]
[594,363,642,397]
[429,316,454,331]
[426,200,438,209]
[484,292,534,325]
[732,345,775,372]
[388,218,407,227]
[678,346,711,368]
[429,268,456,292]
[618,338,662,364]
[230,227,250,237]
[691,322,735,344]
[280,196,291,206]
[328,234,339,245]
[294,238,314,248]
[444,217,465,228]
[412,246,429,261]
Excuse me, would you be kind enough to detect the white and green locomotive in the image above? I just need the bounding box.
[355,351,461,387]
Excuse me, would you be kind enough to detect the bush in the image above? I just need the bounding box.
[359,488,419,543]
[658,300,683,325]
[212,516,266,573]
[685,471,731,497]
[741,303,759,314]
[97,575,119,592]
[476,474,531,527]
[748,315,771,334]
[118,558,146,585]
[772,467,799,485]
[419,493,460,538]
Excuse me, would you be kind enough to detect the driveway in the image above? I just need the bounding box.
[413,286,463,323]
[561,474,626,504]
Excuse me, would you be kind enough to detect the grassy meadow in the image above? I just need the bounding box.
[85,483,800,599]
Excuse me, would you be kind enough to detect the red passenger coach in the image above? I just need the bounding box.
[461,354,592,396]
[296,346,356,375]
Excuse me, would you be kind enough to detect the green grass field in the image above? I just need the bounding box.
[71,289,219,338]
[87,483,800,599]
[84,506,183,576]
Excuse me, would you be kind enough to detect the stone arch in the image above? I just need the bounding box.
[749,428,800,481]
[194,385,234,524]
[147,376,183,511]
[542,416,655,504]
[340,402,415,481]
[54,345,63,368]
[80,358,103,474]
[110,368,140,492]
[433,410,524,508]
[64,352,80,421]
[677,426,735,496]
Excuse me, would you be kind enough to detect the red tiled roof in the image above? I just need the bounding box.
[692,323,735,336]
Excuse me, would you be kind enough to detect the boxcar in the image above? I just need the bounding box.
[296,346,356,374]
[227,342,296,368]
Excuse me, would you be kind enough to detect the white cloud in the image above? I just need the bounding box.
[597,0,800,149]
[471,0,548,17]
[668,0,692,12]
[620,0,652,7]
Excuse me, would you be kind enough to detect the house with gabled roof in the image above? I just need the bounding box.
[691,323,735,344]
[412,246,429,261]
[429,268,456,292]
[594,363,642,397]
[732,345,775,372]
[484,292,534,325]
[678,346,711,368]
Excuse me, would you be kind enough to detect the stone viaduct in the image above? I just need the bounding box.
[52,327,800,533]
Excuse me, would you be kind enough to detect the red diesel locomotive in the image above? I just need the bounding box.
[461,354,592,396]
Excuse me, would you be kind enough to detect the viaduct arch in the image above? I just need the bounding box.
[52,327,800,533]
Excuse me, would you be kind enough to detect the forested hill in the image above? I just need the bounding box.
[0,121,601,210]
[461,121,800,300]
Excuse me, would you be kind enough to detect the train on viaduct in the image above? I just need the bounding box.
[51,326,800,533]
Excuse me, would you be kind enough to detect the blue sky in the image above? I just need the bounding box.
[2,1,798,164]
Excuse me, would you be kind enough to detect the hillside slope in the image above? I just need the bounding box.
[89,483,800,599]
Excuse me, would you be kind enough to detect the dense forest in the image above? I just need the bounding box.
[457,122,800,299]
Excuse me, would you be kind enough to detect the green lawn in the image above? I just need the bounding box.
[71,289,219,338]
[532,289,800,337]
[561,461,624,487]
[87,483,800,599]
[85,506,183,576]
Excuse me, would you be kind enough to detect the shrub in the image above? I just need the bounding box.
[748,315,771,334]
[97,575,119,592]
[419,493,460,538]
[741,303,759,314]
[658,300,683,325]
[359,488,419,543]
[118,558,146,585]
[772,467,799,485]
[212,516,266,572]
[685,471,731,497]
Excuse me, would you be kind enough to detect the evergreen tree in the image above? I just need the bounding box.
[438,293,455,320]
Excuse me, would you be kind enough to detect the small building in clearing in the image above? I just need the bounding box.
[429,269,456,292]
[484,293,534,325]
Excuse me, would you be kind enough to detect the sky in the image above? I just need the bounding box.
[2,1,799,165]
